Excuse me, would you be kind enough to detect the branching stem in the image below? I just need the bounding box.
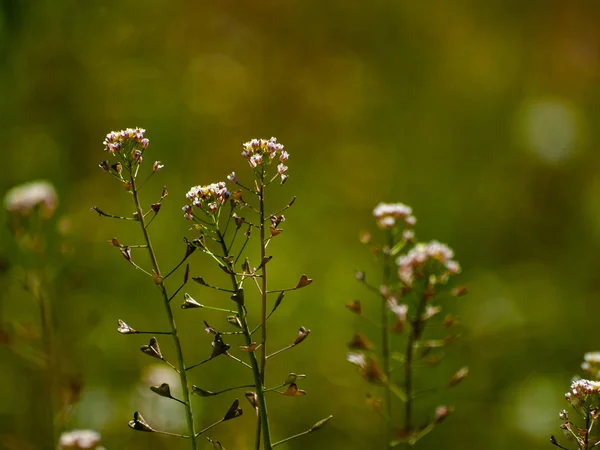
[130,176,197,450]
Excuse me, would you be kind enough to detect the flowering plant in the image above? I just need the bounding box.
[348,202,467,447]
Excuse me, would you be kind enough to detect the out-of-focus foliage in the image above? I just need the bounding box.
[1,1,600,449]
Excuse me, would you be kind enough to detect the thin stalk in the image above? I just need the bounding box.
[32,224,59,446]
[403,285,429,439]
[258,182,274,450]
[382,234,393,449]
[130,176,197,450]
[39,289,57,446]
[586,410,591,450]
[215,227,272,450]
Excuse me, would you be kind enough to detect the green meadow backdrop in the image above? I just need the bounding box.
[1,1,600,449]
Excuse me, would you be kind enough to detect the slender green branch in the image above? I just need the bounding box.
[382,233,393,449]
[272,430,311,447]
[215,223,272,450]
[267,344,294,359]
[404,283,430,439]
[227,353,253,369]
[130,175,197,450]
[195,419,223,438]
[258,180,274,450]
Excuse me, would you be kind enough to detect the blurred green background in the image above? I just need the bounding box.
[2,0,600,448]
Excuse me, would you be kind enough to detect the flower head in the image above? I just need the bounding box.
[4,180,58,218]
[184,181,230,219]
[373,202,415,229]
[241,137,288,174]
[102,127,148,164]
[397,240,461,286]
[565,379,600,407]
[58,429,103,449]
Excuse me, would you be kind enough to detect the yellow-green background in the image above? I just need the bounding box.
[2,1,600,449]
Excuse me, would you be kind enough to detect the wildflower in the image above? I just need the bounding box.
[184,181,230,218]
[227,172,238,183]
[241,137,287,170]
[402,229,415,241]
[396,240,461,286]
[4,180,58,217]
[152,161,164,172]
[58,429,103,449]
[372,202,414,229]
[102,128,148,164]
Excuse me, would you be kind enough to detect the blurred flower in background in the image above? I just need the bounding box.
[58,429,104,449]
[4,180,58,218]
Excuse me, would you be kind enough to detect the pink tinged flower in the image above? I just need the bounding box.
[250,138,260,149]
[373,202,414,229]
[379,216,396,229]
[141,138,149,149]
[279,150,289,162]
[152,161,164,172]
[208,202,218,214]
[405,215,416,226]
[227,172,238,183]
[446,260,461,275]
[277,163,288,175]
[387,299,408,320]
[402,229,415,241]
[398,264,414,286]
[186,186,199,200]
[249,153,263,168]
[132,150,143,163]
[58,429,101,449]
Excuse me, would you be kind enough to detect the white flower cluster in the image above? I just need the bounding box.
[372,202,416,229]
[58,429,104,449]
[4,180,58,217]
[397,241,461,286]
[183,181,230,218]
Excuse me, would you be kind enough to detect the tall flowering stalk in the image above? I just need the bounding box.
[4,181,64,446]
[347,203,467,448]
[94,128,243,449]
[551,353,600,449]
[182,138,331,449]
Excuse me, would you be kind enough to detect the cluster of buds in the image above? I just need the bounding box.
[99,128,160,182]
[564,379,600,408]
[103,127,149,156]
[183,182,231,219]
[241,137,289,182]
[397,241,461,287]
[551,355,600,449]
[373,202,416,230]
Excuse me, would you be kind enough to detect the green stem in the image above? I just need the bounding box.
[258,182,273,450]
[130,176,197,450]
[31,221,59,446]
[39,289,57,446]
[215,226,272,450]
[382,234,393,449]
[586,409,591,450]
[403,284,429,441]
